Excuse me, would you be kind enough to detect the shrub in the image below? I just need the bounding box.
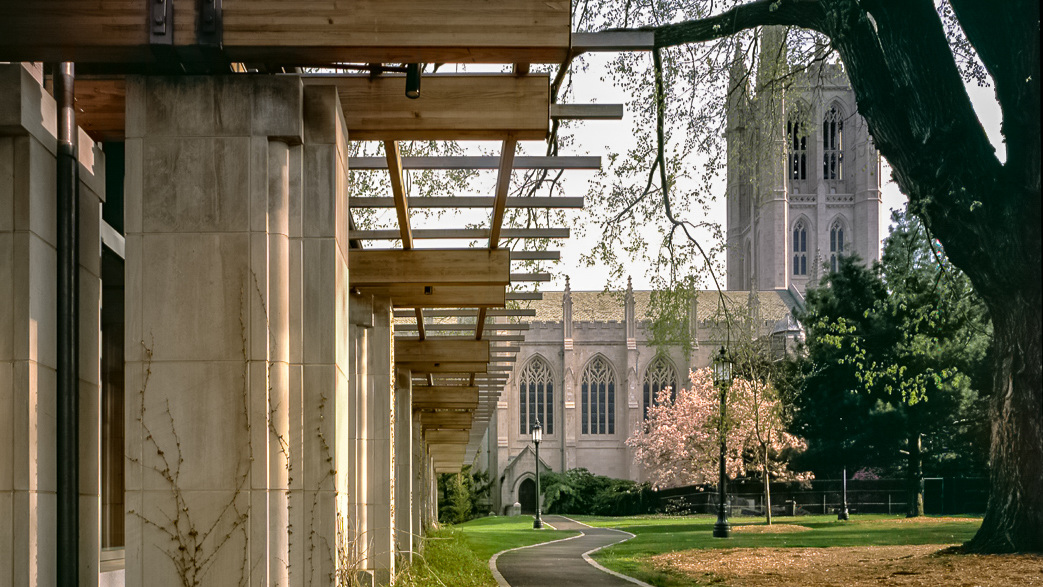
[541,468,658,516]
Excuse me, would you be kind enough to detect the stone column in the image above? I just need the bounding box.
[411,420,424,535]
[298,83,352,586]
[123,74,303,587]
[366,297,395,584]
[1,62,105,587]
[349,293,373,583]
[393,367,413,561]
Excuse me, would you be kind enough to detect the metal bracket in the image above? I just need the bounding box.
[197,0,222,47]
[149,0,173,45]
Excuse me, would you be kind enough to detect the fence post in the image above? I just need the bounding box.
[887,493,891,515]
[823,493,827,515]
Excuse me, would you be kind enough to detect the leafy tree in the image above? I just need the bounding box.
[628,367,810,523]
[437,465,491,525]
[790,210,990,515]
[565,0,1039,552]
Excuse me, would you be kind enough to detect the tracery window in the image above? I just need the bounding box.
[830,220,846,272]
[643,357,679,420]
[519,356,553,435]
[823,106,844,180]
[787,119,807,180]
[792,220,808,276]
[581,355,615,435]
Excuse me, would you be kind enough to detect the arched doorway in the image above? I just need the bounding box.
[518,478,536,514]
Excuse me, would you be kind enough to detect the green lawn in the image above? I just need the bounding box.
[395,514,983,587]
[395,516,577,587]
[575,514,983,587]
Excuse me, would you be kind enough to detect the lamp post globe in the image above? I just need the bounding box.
[712,347,733,538]
[531,420,543,529]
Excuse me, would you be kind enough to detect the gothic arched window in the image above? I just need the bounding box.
[823,105,844,180]
[830,220,846,272]
[787,119,807,180]
[581,356,615,435]
[642,357,679,420]
[792,219,808,276]
[519,356,553,435]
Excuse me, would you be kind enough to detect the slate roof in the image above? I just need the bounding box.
[520,290,795,324]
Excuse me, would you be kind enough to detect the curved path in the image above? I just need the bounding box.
[491,515,652,587]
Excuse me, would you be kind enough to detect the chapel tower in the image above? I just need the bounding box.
[726,29,882,294]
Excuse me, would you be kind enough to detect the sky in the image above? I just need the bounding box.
[360,54,1006,293]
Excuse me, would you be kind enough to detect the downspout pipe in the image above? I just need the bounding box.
[54,61,80,587]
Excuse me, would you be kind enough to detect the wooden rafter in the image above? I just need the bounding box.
[348,156,600,170]
[488,138,519,249]
[349,249,509,287]
[349,197,583,209]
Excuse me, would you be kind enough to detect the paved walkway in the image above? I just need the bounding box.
[491,515,652,587]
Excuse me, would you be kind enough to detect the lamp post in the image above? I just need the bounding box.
[712,347,733,538]
[531,419,543,529]
[838,467,850,520]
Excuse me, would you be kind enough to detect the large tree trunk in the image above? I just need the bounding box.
[965,290,1043,552]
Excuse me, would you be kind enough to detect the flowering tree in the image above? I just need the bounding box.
[628,367,809,520]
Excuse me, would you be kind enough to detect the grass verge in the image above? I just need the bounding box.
[394,517,578,586]
[575,514,983,587]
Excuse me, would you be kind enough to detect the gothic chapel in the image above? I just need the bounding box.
[481,31,881,514]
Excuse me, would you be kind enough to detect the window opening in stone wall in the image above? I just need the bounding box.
[830,220,846,272]
[792,220,808,276]
[823,105,844,180]
[519,356,554,435]
[788,119,807,180]
[581,355,616,435]
[643,357,679,420]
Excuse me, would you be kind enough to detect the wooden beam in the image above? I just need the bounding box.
[393,308,536,318]
[75,79,127,143]
[551,104,625,120]
[384,140,413,248]
[218,0,570,64]
[421,411,475,430]
[510,272,552,282]
[415,308,427,341]
[510,251,561,261]
[506,292,543,301]
[475,307,488,341]
[355,284,505,308]
[349,228,569,240]
[348,197,584,209]
[413,386,479,410]
[395,323,528,332]
[305,74,550,141]
[425,430,471,444]
[489,138,518,248]
[0,1,570,64]
[401,362,488,374]
[349,249,509,287]
[395,339,490,364]
[349,156,601,170]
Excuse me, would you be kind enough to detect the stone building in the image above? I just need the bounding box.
[726,30,882,294]
[482,279,801,514]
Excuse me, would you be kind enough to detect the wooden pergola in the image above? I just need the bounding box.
[0,0,652,473]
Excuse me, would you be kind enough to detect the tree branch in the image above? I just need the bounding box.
[646,0,827,48]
